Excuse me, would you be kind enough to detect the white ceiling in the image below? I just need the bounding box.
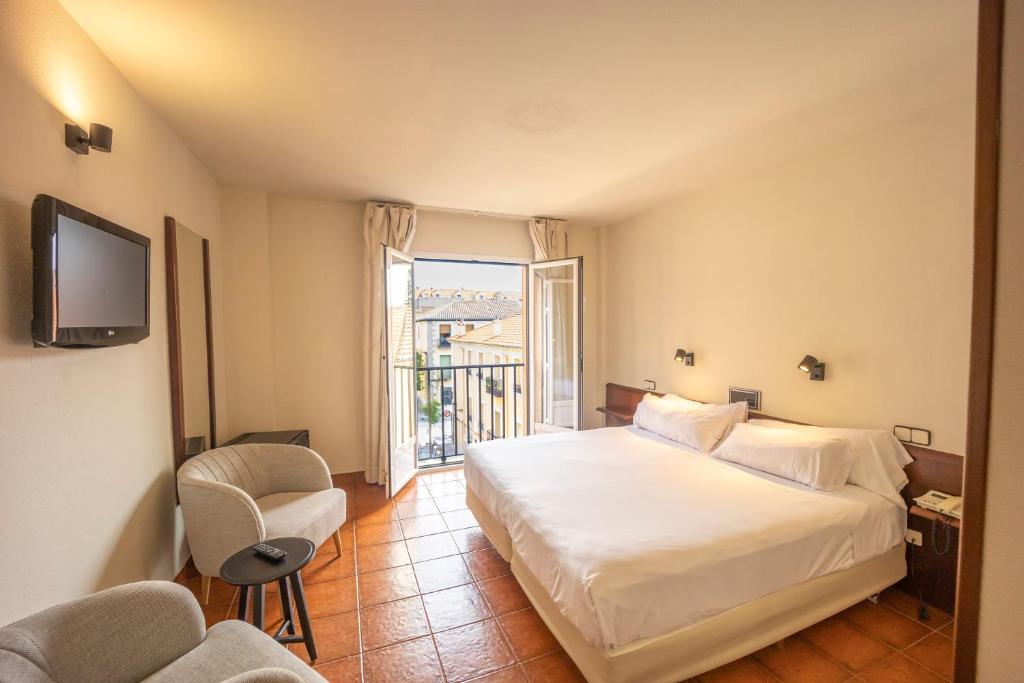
[60,0,976,225]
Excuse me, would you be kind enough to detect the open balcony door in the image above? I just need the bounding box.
[528,257,583,433]
[383,247,417,498]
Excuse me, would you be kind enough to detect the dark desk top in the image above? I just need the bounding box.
[222,429,309,446]
[219,537,315,586]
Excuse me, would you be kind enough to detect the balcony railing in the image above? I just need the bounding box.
[395,362,525,466]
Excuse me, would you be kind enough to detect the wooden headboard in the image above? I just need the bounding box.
[597,382,964,499]
[596,383,663,426]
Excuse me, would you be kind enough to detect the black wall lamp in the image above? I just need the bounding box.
[65,123,113,155]
[798,354,826,381]
[674,348,695,366]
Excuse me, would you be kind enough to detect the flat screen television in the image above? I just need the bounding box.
[32,195,150,348]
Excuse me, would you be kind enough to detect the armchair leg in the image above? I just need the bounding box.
[333,528,343,556]
[200,575,212,605]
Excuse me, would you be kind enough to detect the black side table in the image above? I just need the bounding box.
[220,537,318,661]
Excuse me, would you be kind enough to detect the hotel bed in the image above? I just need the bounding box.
[464,424,908,683]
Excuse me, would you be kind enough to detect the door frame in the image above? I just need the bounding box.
[953,0,1003,678]
[526,256,584,433]
[383,246,417,498]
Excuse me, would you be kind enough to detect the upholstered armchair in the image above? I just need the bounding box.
[177,444,347,603]
[0,581,325,682]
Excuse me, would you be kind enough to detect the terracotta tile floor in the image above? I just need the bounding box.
[182,467,954,682]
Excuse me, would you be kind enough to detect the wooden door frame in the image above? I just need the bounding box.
[954,0,1004,679]
[165,216,218,472]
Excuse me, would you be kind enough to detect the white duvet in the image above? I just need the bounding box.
[464,426,905,651]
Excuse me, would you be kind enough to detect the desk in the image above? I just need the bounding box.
[222,429,310,448]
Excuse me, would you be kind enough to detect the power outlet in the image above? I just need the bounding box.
[905,529,923,547]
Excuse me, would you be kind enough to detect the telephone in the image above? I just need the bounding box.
[914,490,962,520]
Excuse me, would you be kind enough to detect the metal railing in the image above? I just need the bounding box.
[396,362,525,466]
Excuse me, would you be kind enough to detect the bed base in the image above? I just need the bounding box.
[466,488,907,683]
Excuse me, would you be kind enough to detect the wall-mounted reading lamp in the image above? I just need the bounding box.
[674,348,695,367]
[798,354,826,381]
[65,123,113,155]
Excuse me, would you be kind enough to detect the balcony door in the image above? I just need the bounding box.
[528,257,583,432]
[383,247,417,497]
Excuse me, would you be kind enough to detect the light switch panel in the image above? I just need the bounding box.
[894,425,931,447]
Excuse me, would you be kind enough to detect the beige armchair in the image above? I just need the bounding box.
[0,581,325,682]
[177,444,347,603]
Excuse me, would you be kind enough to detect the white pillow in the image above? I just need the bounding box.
[634,395,746,452]
[659,394,749,427]
[748,419,912,506]
[661,393,704,410]
[714,423,855,490]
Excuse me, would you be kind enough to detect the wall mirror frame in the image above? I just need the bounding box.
[165,216,217,471]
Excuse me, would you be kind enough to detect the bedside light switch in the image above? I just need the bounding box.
[894,425,932,447]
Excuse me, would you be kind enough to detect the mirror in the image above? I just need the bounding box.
[165,216,216,469]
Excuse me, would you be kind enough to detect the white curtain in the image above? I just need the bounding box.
[363,202,417,484]
[528,217,568,261]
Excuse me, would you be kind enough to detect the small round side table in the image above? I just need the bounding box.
[220,537,318,661]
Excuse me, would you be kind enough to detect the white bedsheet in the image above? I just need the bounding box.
[464,426,905,651]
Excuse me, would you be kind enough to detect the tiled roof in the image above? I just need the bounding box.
[448,314,523,349]
[415,299,521,322]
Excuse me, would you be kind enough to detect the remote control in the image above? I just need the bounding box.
[252,543,287,562]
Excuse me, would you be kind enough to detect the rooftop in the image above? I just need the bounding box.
[449,314,523,349]
[416,299,521,323]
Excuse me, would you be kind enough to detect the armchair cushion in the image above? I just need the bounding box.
[258,489,347,548]
[221,668,307,683]
[144,620,324,683]
[0,581,204,683]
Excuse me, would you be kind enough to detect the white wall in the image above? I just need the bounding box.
[600,96,975,455]
[976,2,1024,679]
[0,0,224,624]
[220,188,276,431]
[220,191,365,474]
[268,197,365,474]
[412,210,534,261]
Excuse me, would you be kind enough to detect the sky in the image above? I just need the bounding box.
[414,260,523,292]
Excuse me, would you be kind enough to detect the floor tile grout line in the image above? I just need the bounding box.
[349,509,366,683]
[835,608,935,655]
[897,630,954,681]
[829,607,953,682]
[874,597,953,634]
[718,656,785,683]
[791,631,868,678]
[420,479,453,683]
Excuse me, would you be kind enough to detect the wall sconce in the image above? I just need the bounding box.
[674,348,695,366]
[798,354,826,381]
[65,123,113,155]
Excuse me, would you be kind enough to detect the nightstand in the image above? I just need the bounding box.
[899,505,960,615]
